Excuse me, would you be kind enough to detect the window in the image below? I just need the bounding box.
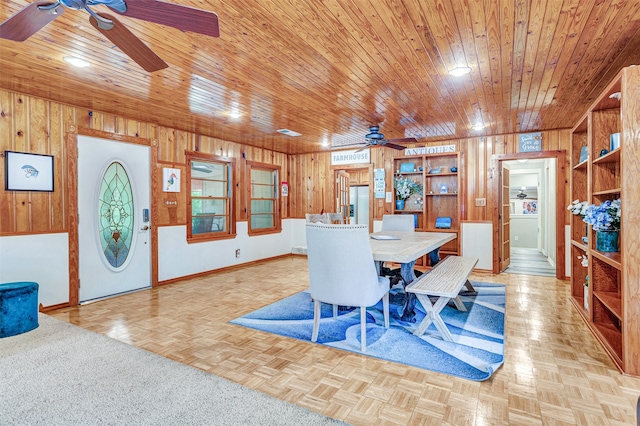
[187,152,235,241]
[248,162,280,235]
[99,161,134,269]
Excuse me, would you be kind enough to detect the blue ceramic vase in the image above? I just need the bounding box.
[596,230,619,252]
[395,199,405,210]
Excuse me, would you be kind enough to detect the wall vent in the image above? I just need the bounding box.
[276,129,302,137]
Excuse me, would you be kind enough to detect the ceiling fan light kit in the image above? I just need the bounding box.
[0,0,220,72]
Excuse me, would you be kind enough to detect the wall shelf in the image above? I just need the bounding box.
[568,65,640,376]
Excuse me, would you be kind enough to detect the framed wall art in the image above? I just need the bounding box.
[162,167,180,192]
[4,150,54,192]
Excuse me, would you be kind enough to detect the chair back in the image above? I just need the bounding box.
[305,223,381,307]
[381,214,414,232]
[325,213,344,224]
[305,213,327,224]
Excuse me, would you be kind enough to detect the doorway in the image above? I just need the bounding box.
[492,150,566,279]
[334,166,373,229]
[502,159,556,277]
[77,135,152,302]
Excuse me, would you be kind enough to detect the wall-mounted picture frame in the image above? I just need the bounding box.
[162,167,180,192]
[4,150,54,192]
[523,201,538,215]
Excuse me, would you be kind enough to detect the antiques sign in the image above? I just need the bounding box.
[404,144,456,155]
[330,149,371,165]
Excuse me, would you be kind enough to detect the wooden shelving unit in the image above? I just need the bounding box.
[393,152,462,264]
[569,65,640,376]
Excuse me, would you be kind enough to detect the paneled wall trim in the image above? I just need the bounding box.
[0,88,571,309]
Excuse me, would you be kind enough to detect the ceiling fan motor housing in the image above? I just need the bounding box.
[365,126,384,140]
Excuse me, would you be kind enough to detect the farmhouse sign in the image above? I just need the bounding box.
[330,149,371,165]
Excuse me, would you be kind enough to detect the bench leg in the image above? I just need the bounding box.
[412,294,454,341]
[452,296,467,311]
[463,279,476,292]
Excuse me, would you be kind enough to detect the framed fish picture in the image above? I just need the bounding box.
[5,150,54,192]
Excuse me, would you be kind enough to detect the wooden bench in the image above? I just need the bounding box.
[405,256,478,341]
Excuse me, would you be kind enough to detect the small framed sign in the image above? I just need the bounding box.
[399,162,415,173]
[4,150,54,192]
[519,132,542,152]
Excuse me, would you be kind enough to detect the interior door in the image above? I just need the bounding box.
[78,135,151,302]
[500,166,511,271]
[336,170,350,222]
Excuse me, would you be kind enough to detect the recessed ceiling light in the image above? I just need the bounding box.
[472,123,485,131]
[63,56,91,68]
[448,66,471,77]
[228,111,242,118]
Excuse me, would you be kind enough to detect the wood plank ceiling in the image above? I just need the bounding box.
[1,0,640,155]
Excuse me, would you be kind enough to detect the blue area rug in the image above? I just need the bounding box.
[231,282,505,381]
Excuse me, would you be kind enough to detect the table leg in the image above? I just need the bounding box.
[399,247,441,322]
[400,260,417,322]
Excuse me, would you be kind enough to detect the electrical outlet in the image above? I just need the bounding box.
[475,198,486,206]
[514,236,519,241]
[235,249,240,258]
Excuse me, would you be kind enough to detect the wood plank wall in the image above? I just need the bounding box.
[0,88,290,235]
[0,87,570,237]
[291,130,571,225]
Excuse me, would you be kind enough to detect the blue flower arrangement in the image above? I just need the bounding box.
[571,199,621,231]
[393,176,423,201]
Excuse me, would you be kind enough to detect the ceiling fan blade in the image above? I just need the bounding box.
[89,13,168,72]
[382,142,407,150]
[0,2,63,42]
[113,0,220,37]
[387,137,418,144]
[355,144,372,153]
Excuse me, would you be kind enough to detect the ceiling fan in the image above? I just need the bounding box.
[516,188,528,199]
[0,0,220,72]
[355,125,417,152]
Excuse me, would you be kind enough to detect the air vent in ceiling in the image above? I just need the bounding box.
[277,129,302,137]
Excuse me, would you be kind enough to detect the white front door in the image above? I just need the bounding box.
[78,135,151,302]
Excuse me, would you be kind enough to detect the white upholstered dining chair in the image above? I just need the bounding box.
[381,214,415,232]
[305,213,327,224]
[305,223,390,352]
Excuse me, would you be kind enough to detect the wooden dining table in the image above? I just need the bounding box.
[370,231,457,321]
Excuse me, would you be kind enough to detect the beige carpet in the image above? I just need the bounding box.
[0,314,345,425]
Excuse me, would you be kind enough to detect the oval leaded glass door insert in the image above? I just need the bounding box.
[99,162,134,268]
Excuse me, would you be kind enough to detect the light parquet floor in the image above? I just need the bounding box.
[49,256,640,425]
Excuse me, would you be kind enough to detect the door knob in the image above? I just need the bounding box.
[141,225,149,231]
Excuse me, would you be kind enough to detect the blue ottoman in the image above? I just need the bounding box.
[0,282,39,338]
